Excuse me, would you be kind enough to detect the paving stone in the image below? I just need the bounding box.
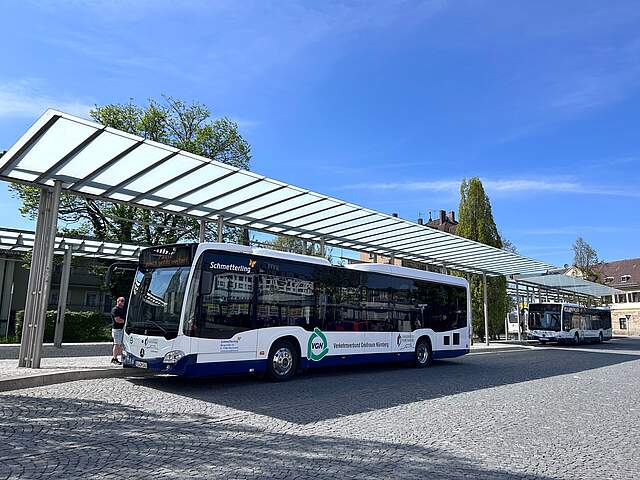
[0,338,639,479]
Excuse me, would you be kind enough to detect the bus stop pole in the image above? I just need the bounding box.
[504,313,508,341]
[483,272,489,346]
[199,220,206,243]
[516,280,521,341]
[53,245,72,348]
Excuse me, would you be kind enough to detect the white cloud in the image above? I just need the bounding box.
[341,180,460,191]
[514,226,640,236]
[0,80,93,119]
[339,177,640,198]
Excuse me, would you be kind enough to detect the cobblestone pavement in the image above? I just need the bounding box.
[1,338,639,479]
[0,344,116,381]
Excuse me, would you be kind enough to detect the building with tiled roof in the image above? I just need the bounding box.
[597,258,640,335]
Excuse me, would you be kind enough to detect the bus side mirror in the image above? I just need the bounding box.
[200,271,213,295]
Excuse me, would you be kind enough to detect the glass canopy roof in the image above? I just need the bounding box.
[0,109,558,276]
[0,227,142,261]
[509,273,621,298]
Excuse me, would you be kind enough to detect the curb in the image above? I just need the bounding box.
[0,368,155,393]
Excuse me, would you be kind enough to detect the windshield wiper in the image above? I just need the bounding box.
[145,319,168,334]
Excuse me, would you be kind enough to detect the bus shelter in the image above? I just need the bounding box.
[0,227,142,352]
[1,109,558,366]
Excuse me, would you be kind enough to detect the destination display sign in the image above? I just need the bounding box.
[140,244,195,268]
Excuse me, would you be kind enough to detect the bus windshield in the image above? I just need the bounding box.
[528,304,561,331]
[126,266,191,339]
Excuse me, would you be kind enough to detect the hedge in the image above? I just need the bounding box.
[15,310,111,343]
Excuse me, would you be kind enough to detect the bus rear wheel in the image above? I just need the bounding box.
[267,339,298,382]
[415,338,432,368]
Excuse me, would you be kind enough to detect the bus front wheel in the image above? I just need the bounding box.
[414,338,433,368]
[267,339,298,382]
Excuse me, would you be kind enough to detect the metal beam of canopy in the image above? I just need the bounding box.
[0,227,144,262]
[0,109,556,279]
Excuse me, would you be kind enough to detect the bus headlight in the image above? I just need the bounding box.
[163,350,185,364]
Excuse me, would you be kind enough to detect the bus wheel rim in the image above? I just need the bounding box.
[417,343,428,363]
[273,347,293,376]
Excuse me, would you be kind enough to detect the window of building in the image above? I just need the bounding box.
[630,292,640,303]
[85,291,98,307]
[605,277,614,283]
[601,295,612,304]
[621,275,631,283]
[615,293,628,304]
[619,317,627,330]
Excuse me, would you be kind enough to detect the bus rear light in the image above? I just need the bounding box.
[163,350,185,364]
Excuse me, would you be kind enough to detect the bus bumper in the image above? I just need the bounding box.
[122,351,197,375]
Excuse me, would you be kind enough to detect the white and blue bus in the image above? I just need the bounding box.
[122,243,471,381]
[528,302,612,344]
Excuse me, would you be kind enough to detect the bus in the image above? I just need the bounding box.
[527,302,612,344]
[121,243,471,381]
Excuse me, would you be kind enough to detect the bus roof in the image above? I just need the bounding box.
[197,242,468,286]
[196,242,332,266]
[529,302,610,311]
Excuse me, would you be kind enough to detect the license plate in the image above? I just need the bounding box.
[134,361,147,369]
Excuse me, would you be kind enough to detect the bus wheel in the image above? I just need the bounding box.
[267,340,298,382]
[574,333,580,345]
[598,332,604,343]
[415,338,432,368]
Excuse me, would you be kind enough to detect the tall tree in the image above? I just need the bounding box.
[572,237,601,281]
[10,96,252,245]
[457,177,508,340]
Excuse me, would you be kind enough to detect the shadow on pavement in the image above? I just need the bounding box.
[128,339,640,424]
[0,394,556,480]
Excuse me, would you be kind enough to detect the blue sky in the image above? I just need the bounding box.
[1,0,639,265]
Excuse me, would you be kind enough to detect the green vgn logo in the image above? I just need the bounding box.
[307,327,329,361]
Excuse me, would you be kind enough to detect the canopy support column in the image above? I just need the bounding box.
[199,220,206,243]
[54,245,72,348]
[515,280,521,342]
[18,181,61,368]
[217,217,223,242]
[483,272,489,346]
[320,237,326,257]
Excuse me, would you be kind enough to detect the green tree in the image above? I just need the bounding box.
[572,237,601,281]
[261,235,334,261]
[10,96,252,245]
[457,177,508,340]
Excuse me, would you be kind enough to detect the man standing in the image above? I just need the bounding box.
[110,297,127,365]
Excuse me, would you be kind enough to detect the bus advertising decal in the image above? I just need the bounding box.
[208,258,256,274]
[396,333,414,350]
[307,328,329,361]
[220,339,240,352]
